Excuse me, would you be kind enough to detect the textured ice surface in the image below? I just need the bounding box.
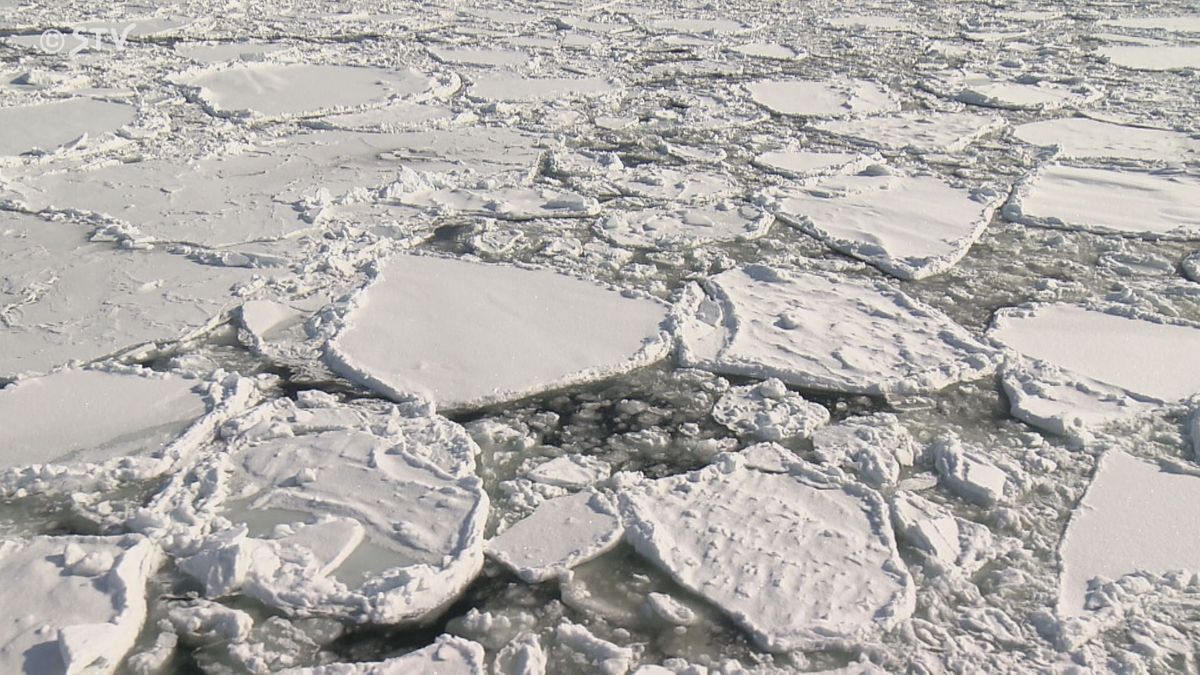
[752,150,874,180]
[596,205,771,250]
[997,357,1158,438]
[1099,46,1200,71]
[777,173,1002,279]
[327,254,670,410]
[1006,165,1200,238]
[990,304,1200,402]
[467,76,617,102]
[1012,117,1200,161]
[282,635,485,674]
[943,75,1099,111]
[746,79,898,118]
[711,378,830,442]
[812,413,915,488]
[1058,451,1200,615]
[815,112,1005,153]
[0,98,135,158]
[620,453,914,652]
[486,489,622,583]
[0,535,159,675]
[679,266,998,395]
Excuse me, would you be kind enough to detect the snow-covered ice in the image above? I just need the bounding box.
[711,378,830,442]
[486,489,622,583]
[746,79,899,119]
[1012,117,1200,161]
[0,98,135,158]
[1099,46,1200,71]
[815,112,1006,154]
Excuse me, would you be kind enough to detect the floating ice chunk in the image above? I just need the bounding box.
[891,491,999,574]
[998,357,1158,438]
[0,535,159,675]
[1102,16,1200,33]
[327,255,670,410]
[751,150,875,180]
[166,599,254,644]
[711,378,830,442]
[495,632,547,675]
[467,76,617,102]
[526,455,611,489]
[487,490,623,583]
[611,167,739,203]
[595,205,772,250]
[1180,252,1199,282]
[1099,46,1200,71]
[281,634,486,674]
[730,43,802,60]
[555,621,635,674]
[0,98,135,157]
[175,42,289,63]
[1005,164,1200,238]
[746,79,899,118]
[620,454,914,652]
[1058,451,1200,615]
[649,18,744,34]
[989,304,1200,402]
[947,76,1100,111]
[392,186,599,220]
[180,64,447,118]
[812,413,916,488]
[678,266,997,395]
[827,15,920,32]
[777,173,1001,279]
[1012,117,1200,161]
[815,112,1006,153]
[428,46,530,67]
[0,214,263,376]
[932,436,1008,506]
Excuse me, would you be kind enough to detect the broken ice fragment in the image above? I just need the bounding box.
[467,76,618,102]
[812,413,916,488]
[746,79,899,118]
[711,378,830,442]
[932,436,1008,506]
[526,455,611,490]
[620,453,914,652]
[891,491,1002,574]
[1012,117,1200,162]
[1099,46,1200,71]
[595,205,772,250]
[486,490,623,583]
[280,634,486,674]
[326,254,671,410]
[816,112,1005,153]
[997,357,1158,438]
[752,150,875,180]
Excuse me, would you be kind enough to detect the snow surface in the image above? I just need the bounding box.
[1012,117,1200,161]
[0,98,134,158]
[486,489,623,583]
[815,112,1006,153]
[746,79,899,118]
[1099,46,1200,71]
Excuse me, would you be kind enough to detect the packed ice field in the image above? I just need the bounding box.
[0,0,1199,672]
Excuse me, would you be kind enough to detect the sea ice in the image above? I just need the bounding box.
[620,453,915,652]
[1012,117,1200,161]
[525,455,611,489]
[932,436,1008,506]
[467,76,617,102]
[710,378,830,442]
[812,413,916,488]
[678,266,997,395]
[989,304,1200,402]
[1058,451,1200,615]
[0,535,159,675]
[1102,16,1200,33]
[730,43,802,60]
[281,635,486,674]
[746,79,899,118]
[751,150,875,180]
[776,173,1002,279]
[595,205,772,250]
[1005,164,1200,238]
[0,98,135,158]
[997,357,1158,438]
[486,489,623,583]
[890,491,999,574]
[1099,46,1200,71]
[428,46,530,67]
[944,76,1100,111]
[815,112,1006,153]
[326,254,671,410]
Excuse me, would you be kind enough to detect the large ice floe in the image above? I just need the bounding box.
[931,74,1101,111]
[1057,451,1200,616]
[0,213,263,376]
[0,535,159,674]
[0,97,136,158]
[1005,164,1200,239]
[678,265,998,395]
[815,112,1006,154]
[140,394,488,624]
[619,450,915,652]
[326,254,671,410]
[1012,117,1200,162]
[746,79,899,118]
[1098,45,1200,71]
[775,172,1003,280]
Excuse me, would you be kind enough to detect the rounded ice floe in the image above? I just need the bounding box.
[326,254,671,411]
[1102,15,1200,33]
[280,634,486,674]
[1012,117,1200,162]
[746,79,899,119]
[812,413,916,488]
[1098,45,1200,71]
[175,42,289,64]
[0,97,135,158]
[815,112,1006,153]
[729,42,803,60]
[0,367,255,498]
[595,204,772,250]
[711,378,830,442]
[937,75,1101,111]
[392,185,600,220]
[1057,450,1200,616]
[751,150,877,180]
[989,303,1200,403]
[428,46,531,67]
[776,173,1003,280]
[0,535,160,675]
[0,213,269,376]
[826,15,920,33]
[142,396,488,624]
[486,489,623,583]
[1004,164,1200,239]
[467,75,618,102]
[649,17,745,34]
[179,63,453,119]
[678,266,998,395]
[619,452,915,652]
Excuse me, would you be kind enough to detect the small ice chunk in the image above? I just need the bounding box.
[1099,46,1200,71]
[1188,409,1200,461]
[678,267,997,395]
[326,255,670,410]
[0,535,159,675]
[890,491,998,574]
[751,150,874,180]
[1012,117,1200,162]
[827,15,919,32]
[711,378,830,442]
[777,173,1002,280]
[644,592,698,626]
[812,413,916,488]
[989,304,1200,402]
[1005,164,1200,238]
[495,632,547,675]
[816,112,1006,153]
[166,599,254,644]
[486,490,623,583]
[620,455,914,652]
[555,621,635,674]
[280,634,485,674]
[1058,451,1200,615]
[526,455,612,489]
[746,79,899,118]
[0,98,134,157]
[998,356,1158,438]
[932,437,1008,506]
[1186,252,1200,283]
